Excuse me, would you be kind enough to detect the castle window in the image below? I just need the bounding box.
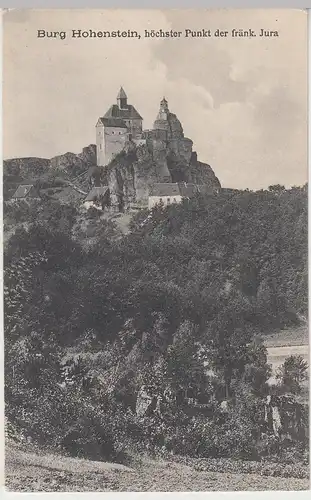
[167,198,171,204]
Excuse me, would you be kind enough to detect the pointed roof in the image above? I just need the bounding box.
[117,87,127,99]
[102,104,143,121]
[98,88,143,126]
[85,186,109,202]
[99,116,128,128]
[12,184,40,199]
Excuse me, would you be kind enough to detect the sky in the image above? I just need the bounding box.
[3,8,308,189]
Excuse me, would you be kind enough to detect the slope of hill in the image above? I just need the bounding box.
[3,184,308,489]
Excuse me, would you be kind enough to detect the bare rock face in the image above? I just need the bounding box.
[50,152,87,176]
[107,142,173,209]
[136,385,157,418]
[78,144,97,166]
[190,158,222,189]
[105,135,221,210]
[104,100,221,209]
[49,145,98,182]
[166,112,184,140]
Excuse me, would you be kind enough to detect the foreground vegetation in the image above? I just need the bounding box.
[4,185,309,480]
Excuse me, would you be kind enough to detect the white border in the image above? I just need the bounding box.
[0,4,310,500]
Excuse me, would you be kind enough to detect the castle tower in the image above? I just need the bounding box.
[96,88,143,166]
[153,96,185,141]
[158,97,169,118]
[117,87,128,110]
[153,97,170,133]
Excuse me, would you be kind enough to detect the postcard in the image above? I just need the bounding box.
[2,8,309,492]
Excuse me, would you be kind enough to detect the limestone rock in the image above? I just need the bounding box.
[167,112,184,140]
[190,158,221,189]
[136,385,157,418]
[50,152,87,175]
[78,144,97,167]
[105,135,221,210]
[102,98,222,207]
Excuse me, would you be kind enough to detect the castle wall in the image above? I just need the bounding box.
[125,119,143,138]
[104,126,128,165]
[96,124,106,166]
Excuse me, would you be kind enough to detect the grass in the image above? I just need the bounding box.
[264,325,308,348]
[5,443,309,492]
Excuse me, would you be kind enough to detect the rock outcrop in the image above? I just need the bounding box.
[50,144,97,179]
[3,146,98,200]
[103,98,221,210]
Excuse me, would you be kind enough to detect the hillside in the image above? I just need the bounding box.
[3,145,97,200]
[3,183,308,491]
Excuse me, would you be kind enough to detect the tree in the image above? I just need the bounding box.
[268,184,286,193]
[276,355,308,394]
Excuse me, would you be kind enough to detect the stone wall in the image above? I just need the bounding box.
[96,125,105,167]
[104,127,129,165]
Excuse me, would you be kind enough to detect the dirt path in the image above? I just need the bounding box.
[5,448,309,492]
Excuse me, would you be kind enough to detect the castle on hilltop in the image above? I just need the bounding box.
[93,87,221,212]
[96,87,183,167]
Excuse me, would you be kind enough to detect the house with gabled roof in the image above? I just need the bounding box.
[11,184,40,202]
[83,186,110,211]
[96,87,143,167]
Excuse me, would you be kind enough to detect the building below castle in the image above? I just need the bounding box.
[148,183,215,210]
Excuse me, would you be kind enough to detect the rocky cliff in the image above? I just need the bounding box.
[104,107,221,209]
[3,146,97,199]
[4,145,97,183]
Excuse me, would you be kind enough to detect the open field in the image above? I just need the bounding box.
[5,446,309,492]
[264,325,308,348]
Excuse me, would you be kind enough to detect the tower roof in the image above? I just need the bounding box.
[117,87,127,99]
[102,104,143,121]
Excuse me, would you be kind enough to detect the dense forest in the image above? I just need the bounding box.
[4,185,309,466]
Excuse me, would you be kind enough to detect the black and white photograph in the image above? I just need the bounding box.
[2,8,309,492]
